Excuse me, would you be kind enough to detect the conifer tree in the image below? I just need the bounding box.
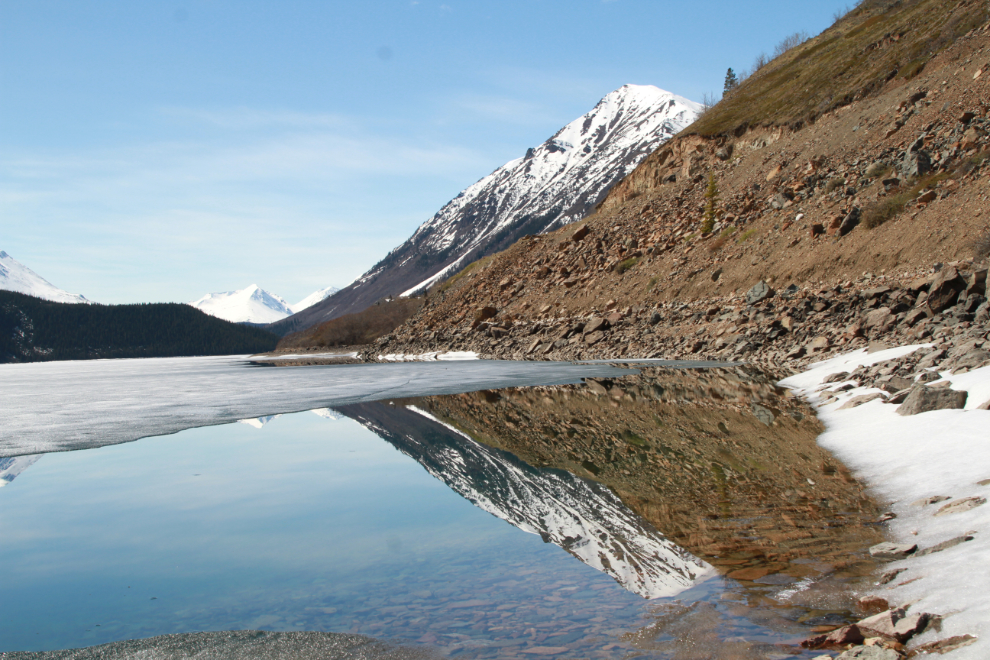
[702,173,719,235]
[723,68,738,94]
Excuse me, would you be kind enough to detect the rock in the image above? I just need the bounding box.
[947,349,990,371]
[961,126,983,151]
[926,266,967,313]
[752,404,775,426]
[498,277,513,291]
[802,625,865,649]
[649,310,662,325]
[811,223,825,237]
[584,331,605,346]
[899,146,932,178]
[786,345,806,359]
[903,308,929,326]
[472,306,498,327]
[839,207,862,236]
[583,317,609,335]
[877,568,905,585]
[824,371,851,383]
[967,268,987,296]
[914,534,975,557]
[838,393,883,410]
[746,281,774,304]
[857,596,890,615]
[869,542,917,559]
[836,646,899,660]
[809,336,830,352]
[934,496,986,516]
[711,268,722,282]
[715,145,733,160]
[525,338,542,354]
[570,225,589,242]
[978,398,990,410]
[881,376,914,392]
[863,307,894,332]
[911,495,951,506]
[885,389,911,404]
[910,634,978,655]
[856,607,931,643]
[896,385,967,415]
[917,189,937,204]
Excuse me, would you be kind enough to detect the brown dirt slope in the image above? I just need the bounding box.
[372,2,990,366]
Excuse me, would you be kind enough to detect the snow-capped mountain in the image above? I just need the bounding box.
[190,284,340,324]
[189,284,293,324]
[337,401,712,599]
[292,286,339,314]
[0,251,90,304]
[274,84,701,335]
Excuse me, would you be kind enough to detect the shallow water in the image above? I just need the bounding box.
[0,361,886,658]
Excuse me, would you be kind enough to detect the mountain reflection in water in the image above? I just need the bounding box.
[409,365,886,585]
[335,402,713,599]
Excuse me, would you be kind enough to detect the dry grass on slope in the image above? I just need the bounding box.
[690,0,989,137]
[278,297,424,350]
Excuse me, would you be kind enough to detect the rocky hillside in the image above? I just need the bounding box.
[269,85,700,336]
[372,0,990,372]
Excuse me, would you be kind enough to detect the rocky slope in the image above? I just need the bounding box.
[269,85,700,336]
[372,5,990,375]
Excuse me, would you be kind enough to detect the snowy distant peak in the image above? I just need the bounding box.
[293,286,340,314]
[189,284,293,324]
[0,455,42,488]
[0,251,90,304]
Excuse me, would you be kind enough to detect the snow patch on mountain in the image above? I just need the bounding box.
[374,84,701,298]
[292,286,339,313]
[0,251,90,304]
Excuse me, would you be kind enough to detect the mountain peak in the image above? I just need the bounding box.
[276,84,700,332]
[0,250,90,304]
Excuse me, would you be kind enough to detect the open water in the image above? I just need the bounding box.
[0,357,886,658]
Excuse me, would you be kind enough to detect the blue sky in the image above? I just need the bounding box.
[1,0,854,305]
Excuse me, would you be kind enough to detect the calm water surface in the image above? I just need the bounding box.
[0,363,886,659]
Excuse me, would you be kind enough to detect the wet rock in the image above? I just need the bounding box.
[802,624,865,649]
[896,385,967,415]
[869,542,917,559]
[877,568,906,585]
[746,281,774,304]
[933,496,986,516]
[857,596,890,615]
[856,607,931,643]
[836,645,900,660]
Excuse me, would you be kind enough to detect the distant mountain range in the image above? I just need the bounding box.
[0,251,90,304]
[189,284,339,325]
[269,84,701,336]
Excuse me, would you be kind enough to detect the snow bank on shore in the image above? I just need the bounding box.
[781,346,990,658]
[378,351,479,362]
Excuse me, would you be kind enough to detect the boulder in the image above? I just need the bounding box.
[752,404,776,426]
[570,225,589,242]
[863,307,894,332]
[869,542,917,559]
[808,336,830,352]
[582,317,609,335]
[925,266,967,313]
[898,140,932,178]
[649,310,662,325]
[896,385,967,415]
[746,281,774,304]
[856,607,931,643]
[584,331,605,346]
[472,306,498,326]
